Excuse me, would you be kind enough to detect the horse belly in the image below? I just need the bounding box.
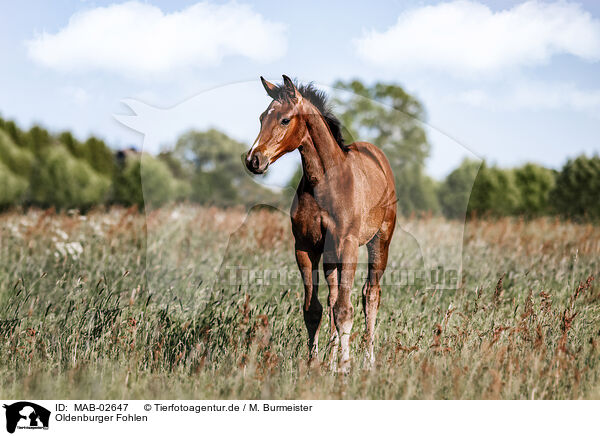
[357,175,389,245]
[358,207,386,245]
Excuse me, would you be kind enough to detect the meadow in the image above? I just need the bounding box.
[0,205,598,399]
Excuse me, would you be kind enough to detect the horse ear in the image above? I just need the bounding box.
[261,76,279,100]
[282,75,300,102]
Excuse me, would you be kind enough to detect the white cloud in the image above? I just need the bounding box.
[456,89,488,106]
[509,82,600,112]
[27,1,287,78]
[456,81,600,115]
[355,1,600,76]
[62,86,89,105]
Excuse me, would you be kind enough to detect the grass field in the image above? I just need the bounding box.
[0,205,599,399]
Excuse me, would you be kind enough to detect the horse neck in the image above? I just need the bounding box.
[299,106,345,186]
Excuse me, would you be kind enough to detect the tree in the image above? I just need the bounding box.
[82,137,115,176]
[139,154,184,208]
[25,125,53,156]
[113,153,190,209]
[30,146,110,209]
[551,154,600,219]
[438,159,481,219]
[0,119,26,148]
[513,163,555,216]
[0,161,27,207]
[0,130,34,179]
[158,151,191,180]
[58,131,85,159]
[112,154,144,207]
[0,129,34,206]
[332,80,439,214]
[172,129,276,207]
[468,163,520,217]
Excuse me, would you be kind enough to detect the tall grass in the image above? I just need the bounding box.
[0,206,598,399]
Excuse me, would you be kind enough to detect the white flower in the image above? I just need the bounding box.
[54,241,84,260]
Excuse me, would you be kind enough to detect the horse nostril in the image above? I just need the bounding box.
[251,154,259,170]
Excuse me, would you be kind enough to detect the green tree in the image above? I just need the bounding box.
[158,151,191,180]
[82,137,115,176]
[25,125,53,156]
[513,163,556,216]
[30,146,110,209]
[438,159,481,219]
[172,129,276,207]
[332,80,439,214]
[112,154,143,207]
[58,131,85,159]
[0,130,34,179]
[113,153,189,209]
[551,154,600,219]
[0,161,28,207]
[468,163,520,217]
[139,154,180,208]
[0,119,26,148]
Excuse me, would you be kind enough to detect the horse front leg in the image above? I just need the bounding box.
[323,255,339,371]
[333,236,359,374]
[295,248,322,364]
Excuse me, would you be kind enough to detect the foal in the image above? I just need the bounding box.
[245,76,397,372]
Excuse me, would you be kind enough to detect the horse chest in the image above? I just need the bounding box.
[290,192,327,248]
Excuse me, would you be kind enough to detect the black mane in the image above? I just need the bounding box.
[274,81,347,150]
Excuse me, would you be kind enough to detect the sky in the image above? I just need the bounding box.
[1,0,599,187]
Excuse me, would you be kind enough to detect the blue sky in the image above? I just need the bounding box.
[1,0,599,186]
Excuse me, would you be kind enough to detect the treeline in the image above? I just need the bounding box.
[0,117,278,210]
[1,76,598,220]
[438,157,600,219]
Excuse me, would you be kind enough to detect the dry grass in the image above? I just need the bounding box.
[0,206,598,399]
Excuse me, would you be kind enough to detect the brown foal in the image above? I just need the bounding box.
[245,76,397,372]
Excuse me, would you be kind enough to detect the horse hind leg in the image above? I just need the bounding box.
[295,248,323,363]
[362,230,392,367]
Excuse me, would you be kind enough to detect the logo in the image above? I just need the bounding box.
[3,402,50,433]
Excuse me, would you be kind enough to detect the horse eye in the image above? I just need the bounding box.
[281,118,291,126]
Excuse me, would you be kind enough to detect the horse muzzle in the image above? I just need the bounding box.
[245,150,269,174]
